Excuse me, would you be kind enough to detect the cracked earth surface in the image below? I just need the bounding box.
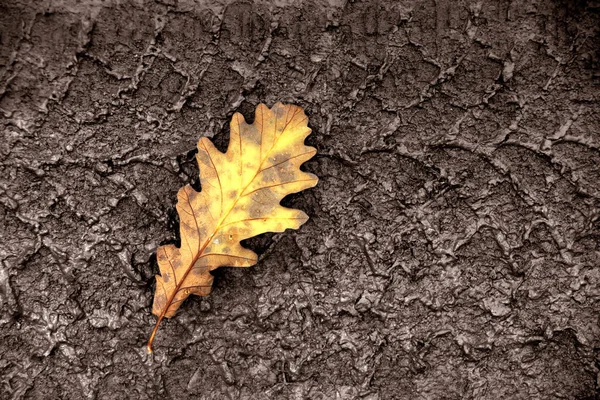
[1,0,599,399]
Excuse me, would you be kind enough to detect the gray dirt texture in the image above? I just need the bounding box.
[1,0,599,399]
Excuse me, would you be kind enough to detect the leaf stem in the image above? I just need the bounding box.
[146,241,207,353]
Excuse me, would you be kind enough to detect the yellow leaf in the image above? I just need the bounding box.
[147,103,318,352]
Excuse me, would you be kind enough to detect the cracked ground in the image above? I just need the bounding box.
[1,0,600,399]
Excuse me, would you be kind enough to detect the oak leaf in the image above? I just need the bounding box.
[147,103,318,352]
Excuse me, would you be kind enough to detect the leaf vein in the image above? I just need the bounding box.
[241,178,315,198]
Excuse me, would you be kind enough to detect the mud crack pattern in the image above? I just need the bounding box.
[0,0,599,399]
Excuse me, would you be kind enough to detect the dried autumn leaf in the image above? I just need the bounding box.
[147,103,318,352]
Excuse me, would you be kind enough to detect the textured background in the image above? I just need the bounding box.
[1,0,600,399]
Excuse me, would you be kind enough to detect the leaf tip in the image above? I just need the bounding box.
[297,210,310,226]
[232,111,246,124]
[256,103,269,111]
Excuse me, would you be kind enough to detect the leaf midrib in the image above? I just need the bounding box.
[165,111,301,315]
